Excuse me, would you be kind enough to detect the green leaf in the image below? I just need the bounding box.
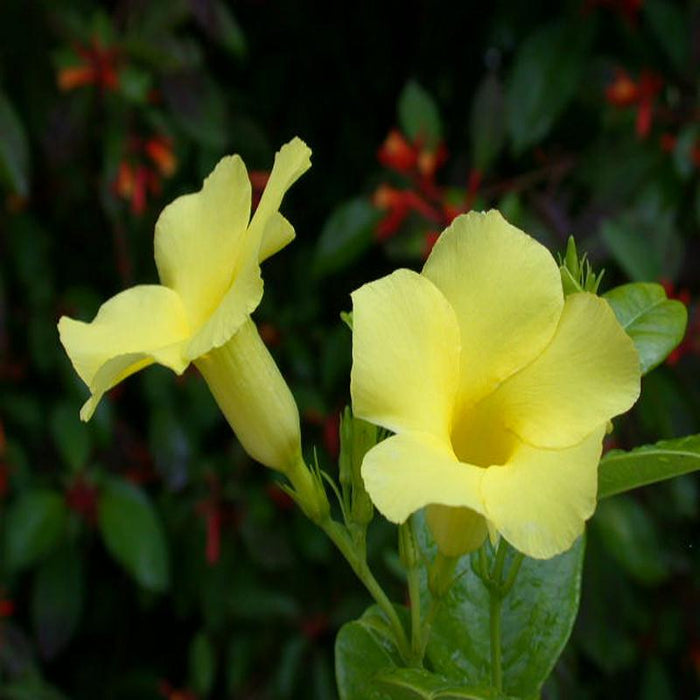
[162,74,228,150]
[31,544,83,658]
[189,0,247,58]
[398,81,443,148]
[335,606,403,700]
[375,668,497,699]
[0,91,30,197]
[505,20,592,154]
[188,631,216,696]
[591,496,667,585]
[603,283,687,374]
[470,73,505,172]
[598,434,700,499]
[49,402,91,472]
[313,198,381,277]
[599,195,682,282]
[97,478,170,592]
[4,490,68,573]
[418,518,585,698]
[210,1,247,58]
[643,0,690,74]
[118,65,153,104]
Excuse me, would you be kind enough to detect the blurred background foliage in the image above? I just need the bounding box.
[0,0,698,697]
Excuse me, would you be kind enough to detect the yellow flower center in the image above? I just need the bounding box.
[450,399,516,468]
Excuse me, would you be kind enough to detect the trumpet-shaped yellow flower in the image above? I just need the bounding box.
[351,211,640,559]
[59,138,311,473]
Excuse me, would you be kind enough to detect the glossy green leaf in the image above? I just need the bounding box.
[470,73,505,172]
[313,198,381,277]
[31,544,83,658]
[97,478,170,592]
[4,490,68,573]
[336,609,497,699]
[598,434,700,499]
[375,669,497,699]
[0,91,30,197]
[419,518,585,699]
[335,606,403,700]
[604,282,687,374]
[398,81,442,148]
[505,21,591,154]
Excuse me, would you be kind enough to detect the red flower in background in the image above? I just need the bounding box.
[65,475,99,526]
[378,130,418,172]
[372,185,442,241]
[114,135,177,215]
[373,128,472,257]
[57,38,120,92]
[605,68,663,138]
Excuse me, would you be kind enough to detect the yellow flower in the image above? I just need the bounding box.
[58,138,311,473]
[350,211,640,559]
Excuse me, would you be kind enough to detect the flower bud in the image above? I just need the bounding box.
[195,318,301,473]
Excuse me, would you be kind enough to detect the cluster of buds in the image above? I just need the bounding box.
[113,135,177,215]
[57,37,120,93]
[605,68,663,139]
[373,129,477,258]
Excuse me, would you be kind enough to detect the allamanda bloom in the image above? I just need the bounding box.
[351,211,641,559]
[59,138,311,474]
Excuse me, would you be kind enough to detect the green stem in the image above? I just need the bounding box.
[501,551,524,597]
[488,539,509,693]
[489,591,503,692]
[419,597,440,659]
[492,537,509,582]
[405,552,422,659]
[486,538,523,693]
[321,518,411,662]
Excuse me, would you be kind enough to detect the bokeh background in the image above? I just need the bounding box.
[0,0,699,697]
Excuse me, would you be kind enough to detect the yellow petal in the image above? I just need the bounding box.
[481,425,606,559]
[361,432,484,524]
[194,318,301,471]
[154,155,252,329]
[259,212,295,262]
[57,285,190,421]
[247,137,311,249]
[426,505,488,557]
[488,293,640,449]
[185,255,262,360]
[351,269,460,439]
[422,211,563,404]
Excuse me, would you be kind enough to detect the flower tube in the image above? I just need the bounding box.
[350,210,640,559]
[59,138,311,474]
